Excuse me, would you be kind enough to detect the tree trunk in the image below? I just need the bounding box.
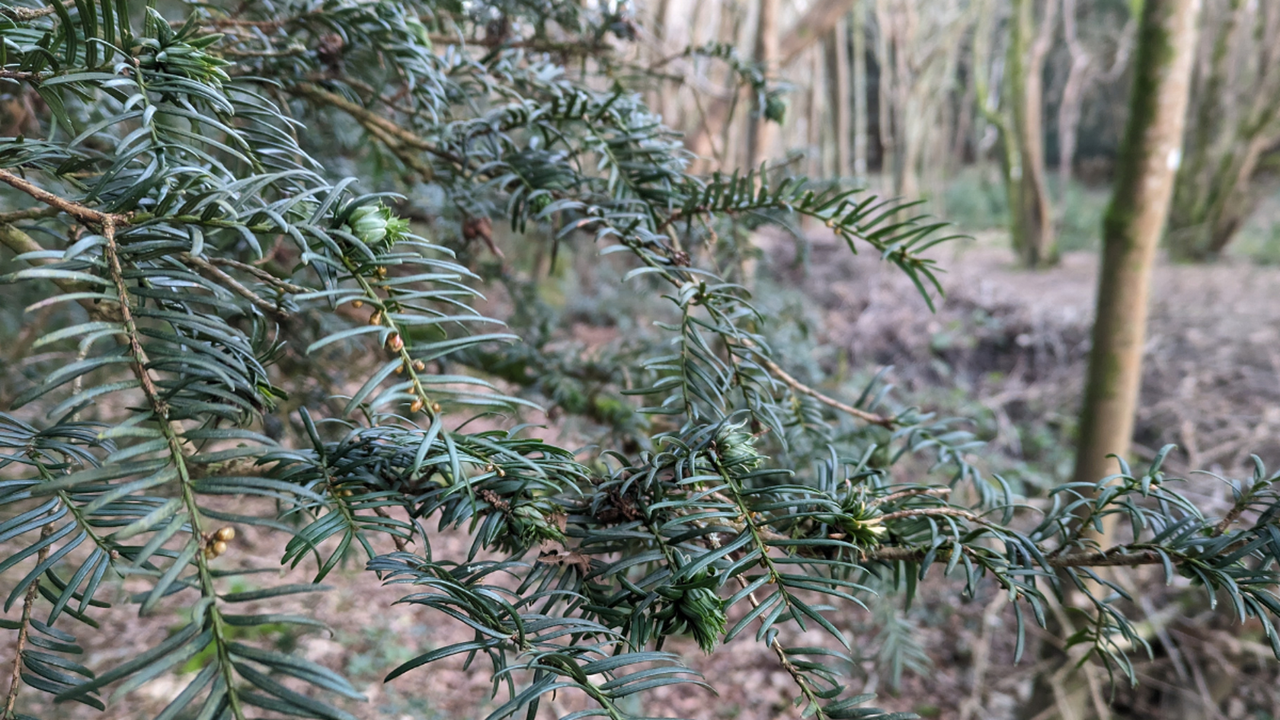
[1165,0,1280,261]
[852,0,869,180]
[1007,0,1057,267]
[749,0,780,167]
[809,43,827,178]
[1025,4,1200,716]
[972,0,1017,210]
[1166,0,1242,260]
[1056,0,1091,207]
[874,0,896,195]
[833,17,852,179]
[1073,0,1201,515]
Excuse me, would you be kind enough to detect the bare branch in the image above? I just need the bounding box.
[0,1,74,22]
[0,169,125,227]
[752,351,896,427]
[183,253,292,318]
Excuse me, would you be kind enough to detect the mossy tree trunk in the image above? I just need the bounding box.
[1073,0,1201,526]
[1025,3,1201,716]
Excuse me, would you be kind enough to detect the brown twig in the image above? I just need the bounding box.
[290,83,463,166]
[0,221,122,322]
[0,1,74,22]
[0,206,60,224]
[869,487,951,507]
[1211,489,1253,537]
[183,253,291,318]
[878,506,991,525]
[0,169,123,227]
[702,504,831,719]
[750,351,895,427]
[101,217,168,420]
[863,544,1175,569]
[2,524,53,719]
[205,257,307,294]
[0,70,47,82]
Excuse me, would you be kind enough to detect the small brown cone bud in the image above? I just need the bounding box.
[387,333,404,352]
[215,527,236,542]
[410,399,424,413]
[369,310,383,326]
[212,540,228,556]
[352,299,364,308]
[413,360,425,371]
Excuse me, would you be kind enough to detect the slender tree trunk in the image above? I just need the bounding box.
[1167,0,1242,260]
[852,0,869,180]
[893,5,915,199]
[749,0,780,167]
[972,0,1016,207]
[833,17,852,179]
[1025,6,1200,716]
[809,43,827,178]
[1007,0,1057,267]
[1073,0,1201,508]
[1168,0,1280,260]
[874,0,896,195]
[653,0,675,121]
[1057,0,1091,207]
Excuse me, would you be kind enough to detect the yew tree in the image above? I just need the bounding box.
[1,2,1278,720]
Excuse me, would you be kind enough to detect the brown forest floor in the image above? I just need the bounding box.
[4,234,1280,720]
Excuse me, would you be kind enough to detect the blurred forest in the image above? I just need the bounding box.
[630,0,1280,264]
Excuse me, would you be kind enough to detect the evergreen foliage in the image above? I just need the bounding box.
[0,2,1277,719]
